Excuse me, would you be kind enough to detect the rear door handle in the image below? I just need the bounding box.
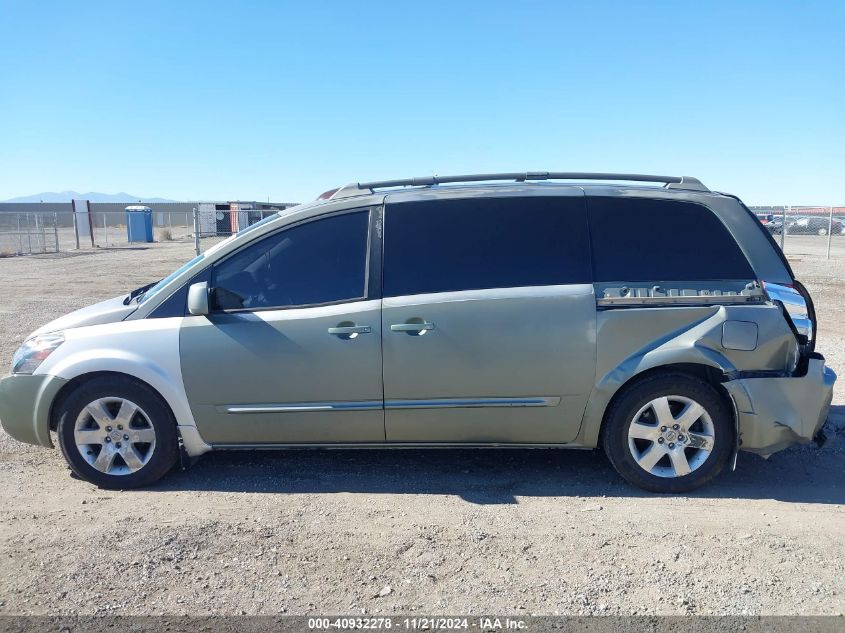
[328,325,372,336]
[390,321,435,333]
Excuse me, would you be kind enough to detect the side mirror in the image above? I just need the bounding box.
[187,282,210,316]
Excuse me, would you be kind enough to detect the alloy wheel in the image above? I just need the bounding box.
[627,395,715,478]
[73,397,157,475]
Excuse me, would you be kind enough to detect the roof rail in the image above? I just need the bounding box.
[327,172,709,199]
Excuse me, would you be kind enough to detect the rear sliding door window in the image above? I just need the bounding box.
[383,196,591,297]
[588,197,754,282]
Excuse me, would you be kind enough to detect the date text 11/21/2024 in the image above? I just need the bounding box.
[307,617,527,630]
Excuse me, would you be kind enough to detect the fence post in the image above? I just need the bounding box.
[193,207,200,256]
[17,214,22,254]
[53,213,59,252]
[827,206,833,260]
[72,209,80,250]
[104,213,108,247]
[780,205,788,250]
[38,213,45,253]
[27,213,32,253]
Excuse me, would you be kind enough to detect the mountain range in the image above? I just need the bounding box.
[1,191,177,203]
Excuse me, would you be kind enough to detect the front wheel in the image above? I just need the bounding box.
[602,374,734,493]
[57,376,179,489]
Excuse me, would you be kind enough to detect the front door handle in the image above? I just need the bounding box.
[328,324,372,338]
[390,321,435,333]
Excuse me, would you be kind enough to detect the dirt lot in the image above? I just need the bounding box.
[0,240,843,616]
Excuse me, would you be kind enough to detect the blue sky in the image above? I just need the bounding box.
[1,1,842,204]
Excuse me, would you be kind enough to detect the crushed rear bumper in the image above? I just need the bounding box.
[723,356,836,456]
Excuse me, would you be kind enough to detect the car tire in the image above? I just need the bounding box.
[57,376,179,489]
[818,227,828,236]
[602,373,734,493]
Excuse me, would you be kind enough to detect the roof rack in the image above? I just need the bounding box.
[327,172,709,199]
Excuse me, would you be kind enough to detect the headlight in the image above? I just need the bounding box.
[11,333,64,375]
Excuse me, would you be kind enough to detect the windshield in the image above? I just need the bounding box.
[138,253,205,304]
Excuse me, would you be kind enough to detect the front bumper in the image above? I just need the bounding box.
[724,356,836,456]
[0,374,68,448]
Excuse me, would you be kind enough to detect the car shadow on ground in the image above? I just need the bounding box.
[154,406,845,505]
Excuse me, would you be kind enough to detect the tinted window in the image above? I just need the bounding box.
[588,197,754,282]
[383,196,591,297]
[212,210,369,310]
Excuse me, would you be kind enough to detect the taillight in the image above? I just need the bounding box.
[790,279,817,352]
[762,280,816,350]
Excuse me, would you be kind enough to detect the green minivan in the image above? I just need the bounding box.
[0,173,835,492]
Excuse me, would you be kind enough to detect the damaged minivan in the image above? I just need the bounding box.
[0,173,835,493]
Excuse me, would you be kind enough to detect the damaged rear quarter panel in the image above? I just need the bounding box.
[575,302,799,447]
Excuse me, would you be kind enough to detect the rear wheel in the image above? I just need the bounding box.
[602,373,734,493]
[57,376,178,489]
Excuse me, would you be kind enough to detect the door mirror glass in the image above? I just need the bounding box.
[187,281,210,316]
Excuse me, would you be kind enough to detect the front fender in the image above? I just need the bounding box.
[44,346,190,422]
[33,318,210,456]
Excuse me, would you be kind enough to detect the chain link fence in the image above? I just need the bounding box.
[750,206,844,259]
[0,211,197,255]
[192,207,278,254]
[0,201,290,256]
[0,212,60,255]
[92,210,195,248]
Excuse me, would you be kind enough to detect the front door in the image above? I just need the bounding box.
[380,193,597,444]
[180,208,385,445]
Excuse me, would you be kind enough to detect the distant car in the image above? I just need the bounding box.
[786,215,842,236]
[755,212,787,235]
[765,218,785,235]
[834,217,845,235]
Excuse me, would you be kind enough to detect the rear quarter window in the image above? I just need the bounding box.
[588,197,754,282]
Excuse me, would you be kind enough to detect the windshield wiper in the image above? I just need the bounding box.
[123,281,158,305]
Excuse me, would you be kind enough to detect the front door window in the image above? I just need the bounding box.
[212,210,370,311]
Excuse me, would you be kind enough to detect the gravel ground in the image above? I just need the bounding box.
[0,239,843,616]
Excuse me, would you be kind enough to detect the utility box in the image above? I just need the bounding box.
[125,206,154,243]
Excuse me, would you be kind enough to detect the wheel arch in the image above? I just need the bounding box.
[40,339,202,429]
[597,363,735,440]
[49,370,177,432]
[577,358,740,449]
